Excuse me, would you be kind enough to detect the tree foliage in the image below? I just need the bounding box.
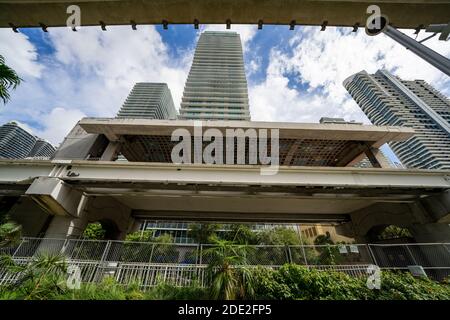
[0,252,67,300]
[203,239,255,300]
[0,221,22,247]
[0,55,22,104]
[378,225,413,240]
[188,223,221,244]
[82,222,106,240]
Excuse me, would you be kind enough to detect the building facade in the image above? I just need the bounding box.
[178,31,250,121]
[27,138,56,158]
[344,70,450,170]
[0,121,56,159]
[117,82,177,120]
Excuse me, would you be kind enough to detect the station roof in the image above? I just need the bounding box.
[79,118,414,167]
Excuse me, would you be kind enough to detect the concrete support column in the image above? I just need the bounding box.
[100,141,121,161]
[364,146,391,168]
[43,215,88,239]
[410,223,450,243]
[42,194,89,239]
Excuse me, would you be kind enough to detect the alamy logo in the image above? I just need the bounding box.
[171,121,279,175]
[366,264,381,290]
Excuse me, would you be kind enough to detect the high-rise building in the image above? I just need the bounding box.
[0,122,56,159]
[318,117,393,168]
[344,70,450,170]
[319,117,362,125]
[117,83,177,120]
[179,31,250,121]
[0,122,37,159]
[27,138,56,158]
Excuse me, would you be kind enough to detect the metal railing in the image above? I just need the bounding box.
[1,238,449,288]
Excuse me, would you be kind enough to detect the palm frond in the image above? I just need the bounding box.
[0,54,22,104]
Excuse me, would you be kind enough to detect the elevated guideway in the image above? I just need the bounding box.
[1,0,449,29]
[0,159,449,223]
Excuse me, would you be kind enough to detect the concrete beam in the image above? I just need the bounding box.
[25,176,83,217]
[132,210,349,223]
[419,190,450,223]
[79,118,414,143]
[0,159,449,191]
[100,141,121,161]
[55,161,450,190]
[1,0,449,29]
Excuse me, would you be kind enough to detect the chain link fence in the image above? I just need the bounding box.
[1,238,449,287]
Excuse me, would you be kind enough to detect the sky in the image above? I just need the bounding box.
[0,23,449,156]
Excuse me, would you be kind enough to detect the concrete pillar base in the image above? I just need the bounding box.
[410,223,450,243]
[43,215,88,239]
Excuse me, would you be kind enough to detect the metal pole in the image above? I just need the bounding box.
[382,25,450,76]
[296,224,308,265]
[405,244,419,266]
[149,243,155,263]
[367,244,378,266]
[11,238,25,258]
[100,240,111,263]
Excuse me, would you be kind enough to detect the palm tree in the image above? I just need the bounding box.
[0,55,22,104]
[203,239,255,300]
[0,252,67,299]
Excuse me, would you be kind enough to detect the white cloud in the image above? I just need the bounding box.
[1,26,192,145]
[0,29,43,78]
[36,107,86,146]
[200,24,257,52]
[249,26,450,124]
[1,24,449,148]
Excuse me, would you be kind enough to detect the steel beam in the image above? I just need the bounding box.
[1,0,449,29]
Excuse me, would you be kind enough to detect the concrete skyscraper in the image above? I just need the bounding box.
[344,70,450,170]
[179,31,250,121]
[117,83,177,120]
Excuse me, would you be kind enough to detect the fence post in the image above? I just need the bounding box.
[100,240,112,263]
[300,245,308,266]
[60,238,69,256]
[367,244,378,266]
[286,246,292,264]
[442,243,450,255]
[405,244,419,265]
[199,244,203,265]
[11,238,25,258]
[149,243,155,263]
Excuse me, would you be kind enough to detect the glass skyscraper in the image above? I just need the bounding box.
[117,82,177,120]
[178,31,250,121]
[27,138,56,158]
[0,122,55,159]
[344,70,450,170]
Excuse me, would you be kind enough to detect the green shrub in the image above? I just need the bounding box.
[369,270,450,300]
[82,223,106,240]
[252,264,450,300]
[144,282,208,300]
[253,264,369,300]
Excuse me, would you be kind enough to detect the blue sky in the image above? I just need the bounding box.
[0,24,449,166]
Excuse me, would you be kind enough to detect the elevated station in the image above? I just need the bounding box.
[0,118,449,243]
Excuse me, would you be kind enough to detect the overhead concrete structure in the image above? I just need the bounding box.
[1,0,449,29]
[0,119,449,242]
[0,158,449,241]
[77,117,413,166]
